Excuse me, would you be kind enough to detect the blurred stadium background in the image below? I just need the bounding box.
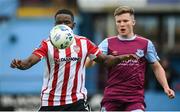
[0,0,180,111]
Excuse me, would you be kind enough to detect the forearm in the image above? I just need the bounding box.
[151,61,175,99]
[152,62,170,89]
[94,54,122,67]
[17,59,34,70]
[11,54,41,70]
[104,55,122,67]
[94,54,137,67]
[85,57,96,67]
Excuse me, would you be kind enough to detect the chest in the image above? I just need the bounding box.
[48,41,88,63]
[108,38,148,57]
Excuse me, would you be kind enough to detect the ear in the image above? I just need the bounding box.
[72,22,76,29]
[133,20,136,26]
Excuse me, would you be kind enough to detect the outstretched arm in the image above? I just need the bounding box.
[10,54,41,70]
[85,57,96,67]
[93,53,138,68]
[151,61,175,99]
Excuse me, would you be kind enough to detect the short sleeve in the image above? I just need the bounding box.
[98,38,108,55]
[33,40,48,59]
[145,40,160,63]
[87,39,102,60]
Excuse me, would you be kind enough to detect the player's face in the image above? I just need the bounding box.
[55,14,75,29]
[115,13,135,38]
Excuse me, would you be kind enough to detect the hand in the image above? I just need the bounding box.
[164,88,175,99]
[119,54,139,61]
[128,54,140,60]
[10,59,22,69]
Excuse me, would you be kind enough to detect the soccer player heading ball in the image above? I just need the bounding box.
[10,9,137,111]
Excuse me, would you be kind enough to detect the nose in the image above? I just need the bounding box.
[120,22,125,26]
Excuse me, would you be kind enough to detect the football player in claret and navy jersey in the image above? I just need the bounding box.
[97,6,175,111]
[10,9,137,111]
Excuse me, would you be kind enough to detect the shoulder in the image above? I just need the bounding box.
[135,35,152,46]
[100,36,118,44]
[74,35,94,44]
[107,36,118,41]
[41,38,50,43]
[74,35,88,40]
[74,35,95,46]
[135,35,149,42]
[99,36,117,45]
[136,35,155,46]
[39,38,51,46]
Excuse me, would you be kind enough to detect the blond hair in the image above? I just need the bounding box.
[114,6,134,17]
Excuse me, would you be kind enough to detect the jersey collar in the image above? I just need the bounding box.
[117,35,136,41]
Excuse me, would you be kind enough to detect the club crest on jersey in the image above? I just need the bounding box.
[73,45,80,53]
[136,49,144,58]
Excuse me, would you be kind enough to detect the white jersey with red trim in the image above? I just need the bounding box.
[33,35,101,106]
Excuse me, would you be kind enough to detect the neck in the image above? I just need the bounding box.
[118,34,136,41]
[120,33,135,39]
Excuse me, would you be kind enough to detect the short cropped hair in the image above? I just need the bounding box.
[114,6,134,17]
[54,9,74,21]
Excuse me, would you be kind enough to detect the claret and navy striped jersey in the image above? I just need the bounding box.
[33,35,101,106]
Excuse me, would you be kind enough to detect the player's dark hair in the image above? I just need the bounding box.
[54,9,74,21]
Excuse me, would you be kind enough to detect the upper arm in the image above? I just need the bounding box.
[87,39,102,60]
[150,61,164,74]
[90,39,108,64]
[33,40,48,59]
[151,61,160,69]
[86,38,108,64]
[25,40,48,68]
[145,40,160,63]
[98,39,108,55]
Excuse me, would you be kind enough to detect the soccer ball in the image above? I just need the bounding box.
[50,24,74,49]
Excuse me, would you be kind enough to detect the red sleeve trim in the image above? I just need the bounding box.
[32,52,43,59]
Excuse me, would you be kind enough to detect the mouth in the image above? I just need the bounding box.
[120,28,126,32]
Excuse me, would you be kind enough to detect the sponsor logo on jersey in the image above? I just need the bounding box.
[119,59,139,66]
[55,57,81,63]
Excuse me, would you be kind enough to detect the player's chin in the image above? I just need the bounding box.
[119,33,128,37]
